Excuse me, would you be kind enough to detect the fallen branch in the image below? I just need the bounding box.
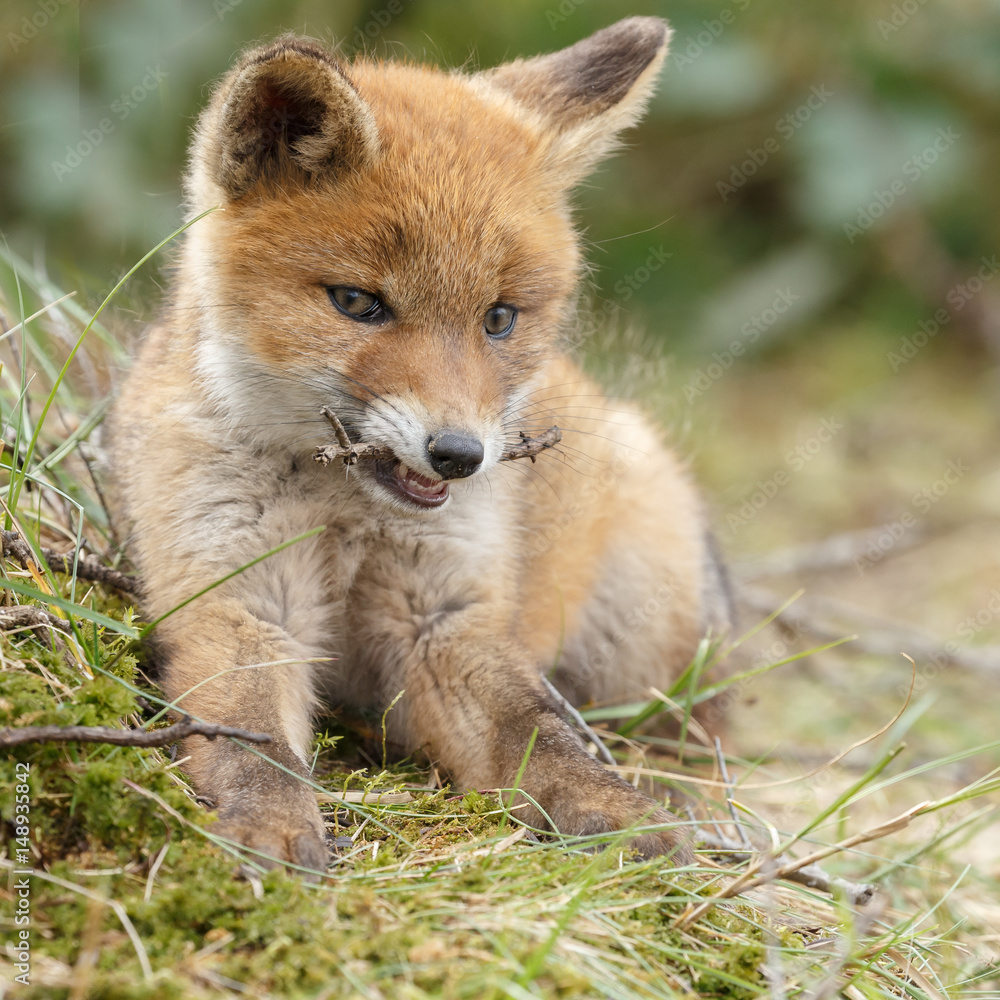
[1,529,140,598]
[694,827,877,906]
[0,603,67,632]
[733,526,926,579]
[678,804,926,928]
[0,604,73,659]
[0,717,273,749]
[312,406,562,468]
[740,584,1000,673]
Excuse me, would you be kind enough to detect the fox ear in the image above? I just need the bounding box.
[481,17,670,185]
[190,36,379,203]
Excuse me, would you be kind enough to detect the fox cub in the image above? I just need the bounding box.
[110,17,730,871]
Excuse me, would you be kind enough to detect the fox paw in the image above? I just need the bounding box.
[213,799,329,878]
[565,804,693,863]
[537,775,695,864]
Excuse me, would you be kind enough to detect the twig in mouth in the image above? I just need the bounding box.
[0,716,273,749]
[500,426,563,463]
[313,407,390,467]
[312,407,562,468]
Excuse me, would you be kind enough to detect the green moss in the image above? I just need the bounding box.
[0,612,200,863]
[0,594,969,999]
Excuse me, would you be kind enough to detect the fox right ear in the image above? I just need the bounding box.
[189,36,379,203]
[481,17,670,186]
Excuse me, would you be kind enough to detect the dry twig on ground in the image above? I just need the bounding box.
[740,584,1000,673]
[694,827,877,906]
[733,527,926,579]
[678,803,928,927]
[0,717,273,749]
[0,604,73,659]
[1,529,140,598]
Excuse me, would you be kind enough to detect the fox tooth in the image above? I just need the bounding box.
[397,462,410,478]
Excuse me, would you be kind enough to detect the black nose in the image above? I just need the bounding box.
[427,431,484,479]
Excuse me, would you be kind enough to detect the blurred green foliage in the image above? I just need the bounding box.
[1,0,999,364]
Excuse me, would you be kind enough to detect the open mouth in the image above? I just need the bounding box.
[374,457,450,508]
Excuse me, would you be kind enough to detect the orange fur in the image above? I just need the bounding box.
[109,18,731,872]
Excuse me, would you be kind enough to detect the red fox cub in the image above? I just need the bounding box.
[109,17,731,871]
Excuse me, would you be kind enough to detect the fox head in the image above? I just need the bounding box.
[179,18,669,511]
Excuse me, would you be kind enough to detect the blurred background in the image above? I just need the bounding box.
[1,0,998,845]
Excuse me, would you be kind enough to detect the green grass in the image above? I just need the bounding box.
[1,245,999,999]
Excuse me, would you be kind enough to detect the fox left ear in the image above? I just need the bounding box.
[480,17,670,185]
[188,35,380,205]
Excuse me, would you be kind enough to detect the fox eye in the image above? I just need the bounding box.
[327,286,386,322]
[484,304,517,339]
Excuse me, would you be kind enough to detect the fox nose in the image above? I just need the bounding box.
[427,431,484,479]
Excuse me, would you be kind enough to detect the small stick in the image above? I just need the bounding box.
[320,405,353,451]
[312,407,562,468]
[314,408,388,466]
[681,804,919,925]
[541,674,616,766]
[694,827,877,905]
[500,427,563,463]
[313,442,387,467]
[0,604,72,659]
[0,717,273,749]
[715,736,752,848]
[0,604,67,632]
[2,529,140,598]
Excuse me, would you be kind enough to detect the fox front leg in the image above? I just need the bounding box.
[158,599,329,875]
[389,609,692,862]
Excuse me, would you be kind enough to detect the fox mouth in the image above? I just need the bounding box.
[374,457,449,508]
